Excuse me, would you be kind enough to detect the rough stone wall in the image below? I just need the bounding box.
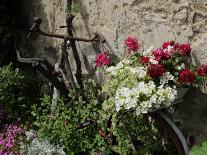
[19,0,207,144]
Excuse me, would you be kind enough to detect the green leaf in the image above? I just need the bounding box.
[189,141,207,155]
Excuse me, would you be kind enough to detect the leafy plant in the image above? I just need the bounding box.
[189,141,207,155]
[71,2,80,15]
[32,79,173,154]
[0,64,40,123]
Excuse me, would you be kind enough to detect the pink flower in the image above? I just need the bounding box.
[95,51,110,67]
[178,69,196,83]
[148,64,165,78]
[153,48,171,62]
[124,37,139,52]
[179,43,191,56]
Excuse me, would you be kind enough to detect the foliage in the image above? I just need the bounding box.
[0,64,40,123]
[32,80,105,154]
[189,141,207,155]
[32,79,173,154]
[71,2,80,15]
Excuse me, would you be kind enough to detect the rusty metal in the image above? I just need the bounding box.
[187,135,195,146]
[150,111,189,155]
[59,41,76,92]
[27,17,99,42]
[15,36,69,94]
[66,0,83,89]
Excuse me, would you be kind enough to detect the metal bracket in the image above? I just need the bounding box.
[27,17,99,42]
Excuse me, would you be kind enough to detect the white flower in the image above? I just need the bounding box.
[135,108,141,115]
[149,58,158,64]
[113,77,177,115]
[140,101,152,108]
[124,98,137,110]
[116,61,124,69]
[150,94,157,104]
[106,66,118,75]
[122,59,130,65]
[160,72,174,84]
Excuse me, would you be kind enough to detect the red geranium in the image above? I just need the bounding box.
[196,65,207,76]
[139,56,150,65]
[96,51,110,67]
[153,48,171,62]
[124,37,139,52]
[162,41,175,49]
[179,43,191,56]
[178,69,196,83]
[148,64,165,78]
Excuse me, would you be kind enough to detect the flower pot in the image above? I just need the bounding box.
[173,88,189,104]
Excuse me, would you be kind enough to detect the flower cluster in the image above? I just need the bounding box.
[0,123,25,155]
[124,37,140,52]
[95,51,110,67]
[96,36,207,115]
[115,80,177,114]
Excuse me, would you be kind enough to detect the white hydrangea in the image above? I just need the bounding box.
[149,58,158,64]
[106,58,129,75]
[160,72,174,84]
[106,66,118,75]
[114,80,177,115]
[129,67,147,79]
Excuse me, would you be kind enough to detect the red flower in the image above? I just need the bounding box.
[148,64,165,78]
[153,48,171,62]
[139,56,150,65]
[179,43,191,56]
[178,69,196,83]
[196,65,207,76]
[95,51,110,67]
[162,41,175,49]
[124,37,139,52]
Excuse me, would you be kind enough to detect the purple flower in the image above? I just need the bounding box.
[0,123,25,153]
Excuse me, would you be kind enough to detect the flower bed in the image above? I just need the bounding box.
[96,37,207,115]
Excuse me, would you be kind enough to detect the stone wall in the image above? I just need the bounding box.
[19,0,207,144]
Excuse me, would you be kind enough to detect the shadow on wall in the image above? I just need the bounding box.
[174,88,207,144]
[72,0,102,81]
[17,0,58,65]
